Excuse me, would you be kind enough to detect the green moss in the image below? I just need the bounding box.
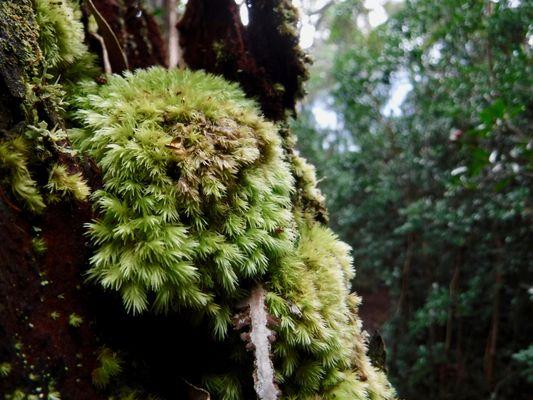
[32,236,47,254]
[280,127,328,223]
[0,362,11,377]
[268,222,395,399]
[274,1,300,39]
[204,374,242,400]
[0,137,45,213]
[70,67,394,399]
[71,67,295,335]
[0,1,42,93]
[50,311,61,320]
[33,0,87,69]
[92,347,122,389]
[68,312,83,327]
[46,163,90,202]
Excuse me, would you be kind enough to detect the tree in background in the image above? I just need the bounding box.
[293,0,532,399]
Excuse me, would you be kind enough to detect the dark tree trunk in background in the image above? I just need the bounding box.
[178,0,309,121]
[87,0,168,69]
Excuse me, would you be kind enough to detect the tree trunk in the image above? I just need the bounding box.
[0,0,167,397]
[0,1,309,398]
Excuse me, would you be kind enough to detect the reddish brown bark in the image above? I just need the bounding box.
[178,0,309,121]
[0,197,103,399]
[88,0,168,69]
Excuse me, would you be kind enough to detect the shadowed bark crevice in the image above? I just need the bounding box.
[87,0,167,69]
[178,0,310,121]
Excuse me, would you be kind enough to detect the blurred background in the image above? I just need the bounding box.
[146,0,531,398]
[288,1,532,399]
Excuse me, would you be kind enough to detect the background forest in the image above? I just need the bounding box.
[291,0,532,399]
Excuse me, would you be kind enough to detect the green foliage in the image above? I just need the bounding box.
[33,0,87,69]
[0,137,45,213]
[513,345,533,384]
[46,163,90,202]
[92,347,122,389]
[71,67,295,333]
[293,0,533,399]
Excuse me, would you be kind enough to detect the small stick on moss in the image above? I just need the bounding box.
[235,284,280,400]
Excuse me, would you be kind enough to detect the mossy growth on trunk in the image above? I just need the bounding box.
[0,0,94,213]
[1,1,396,399]
[69,67,395,400]
[70,68,296,334]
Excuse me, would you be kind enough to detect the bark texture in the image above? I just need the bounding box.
[0,0,166,397]
[178,0,310,121]
[87,0,167,69]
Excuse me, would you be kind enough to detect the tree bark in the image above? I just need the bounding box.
[178,0,309,121]
[0,1,310,398]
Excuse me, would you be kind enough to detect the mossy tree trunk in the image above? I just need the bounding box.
[0,1,309,398]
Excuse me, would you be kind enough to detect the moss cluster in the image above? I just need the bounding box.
[33,0,87,70]
[0,137,45,213]
[70,67,395,399]
[46,163,90,203]
[92,347,122,389]
[0,0,94,215]
[263,221,394,400]
[71,67,296,336]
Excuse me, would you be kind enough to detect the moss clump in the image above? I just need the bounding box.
[0,137,45,213]
[33,0,87,69]
[267,222,395,399]
[92,347,122,389]
[0,362,11,377]
[46,163,90,202]
[71,67,295,335]
[71,67,394,399]
[32,236,47,254]
[68,312,83,327]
